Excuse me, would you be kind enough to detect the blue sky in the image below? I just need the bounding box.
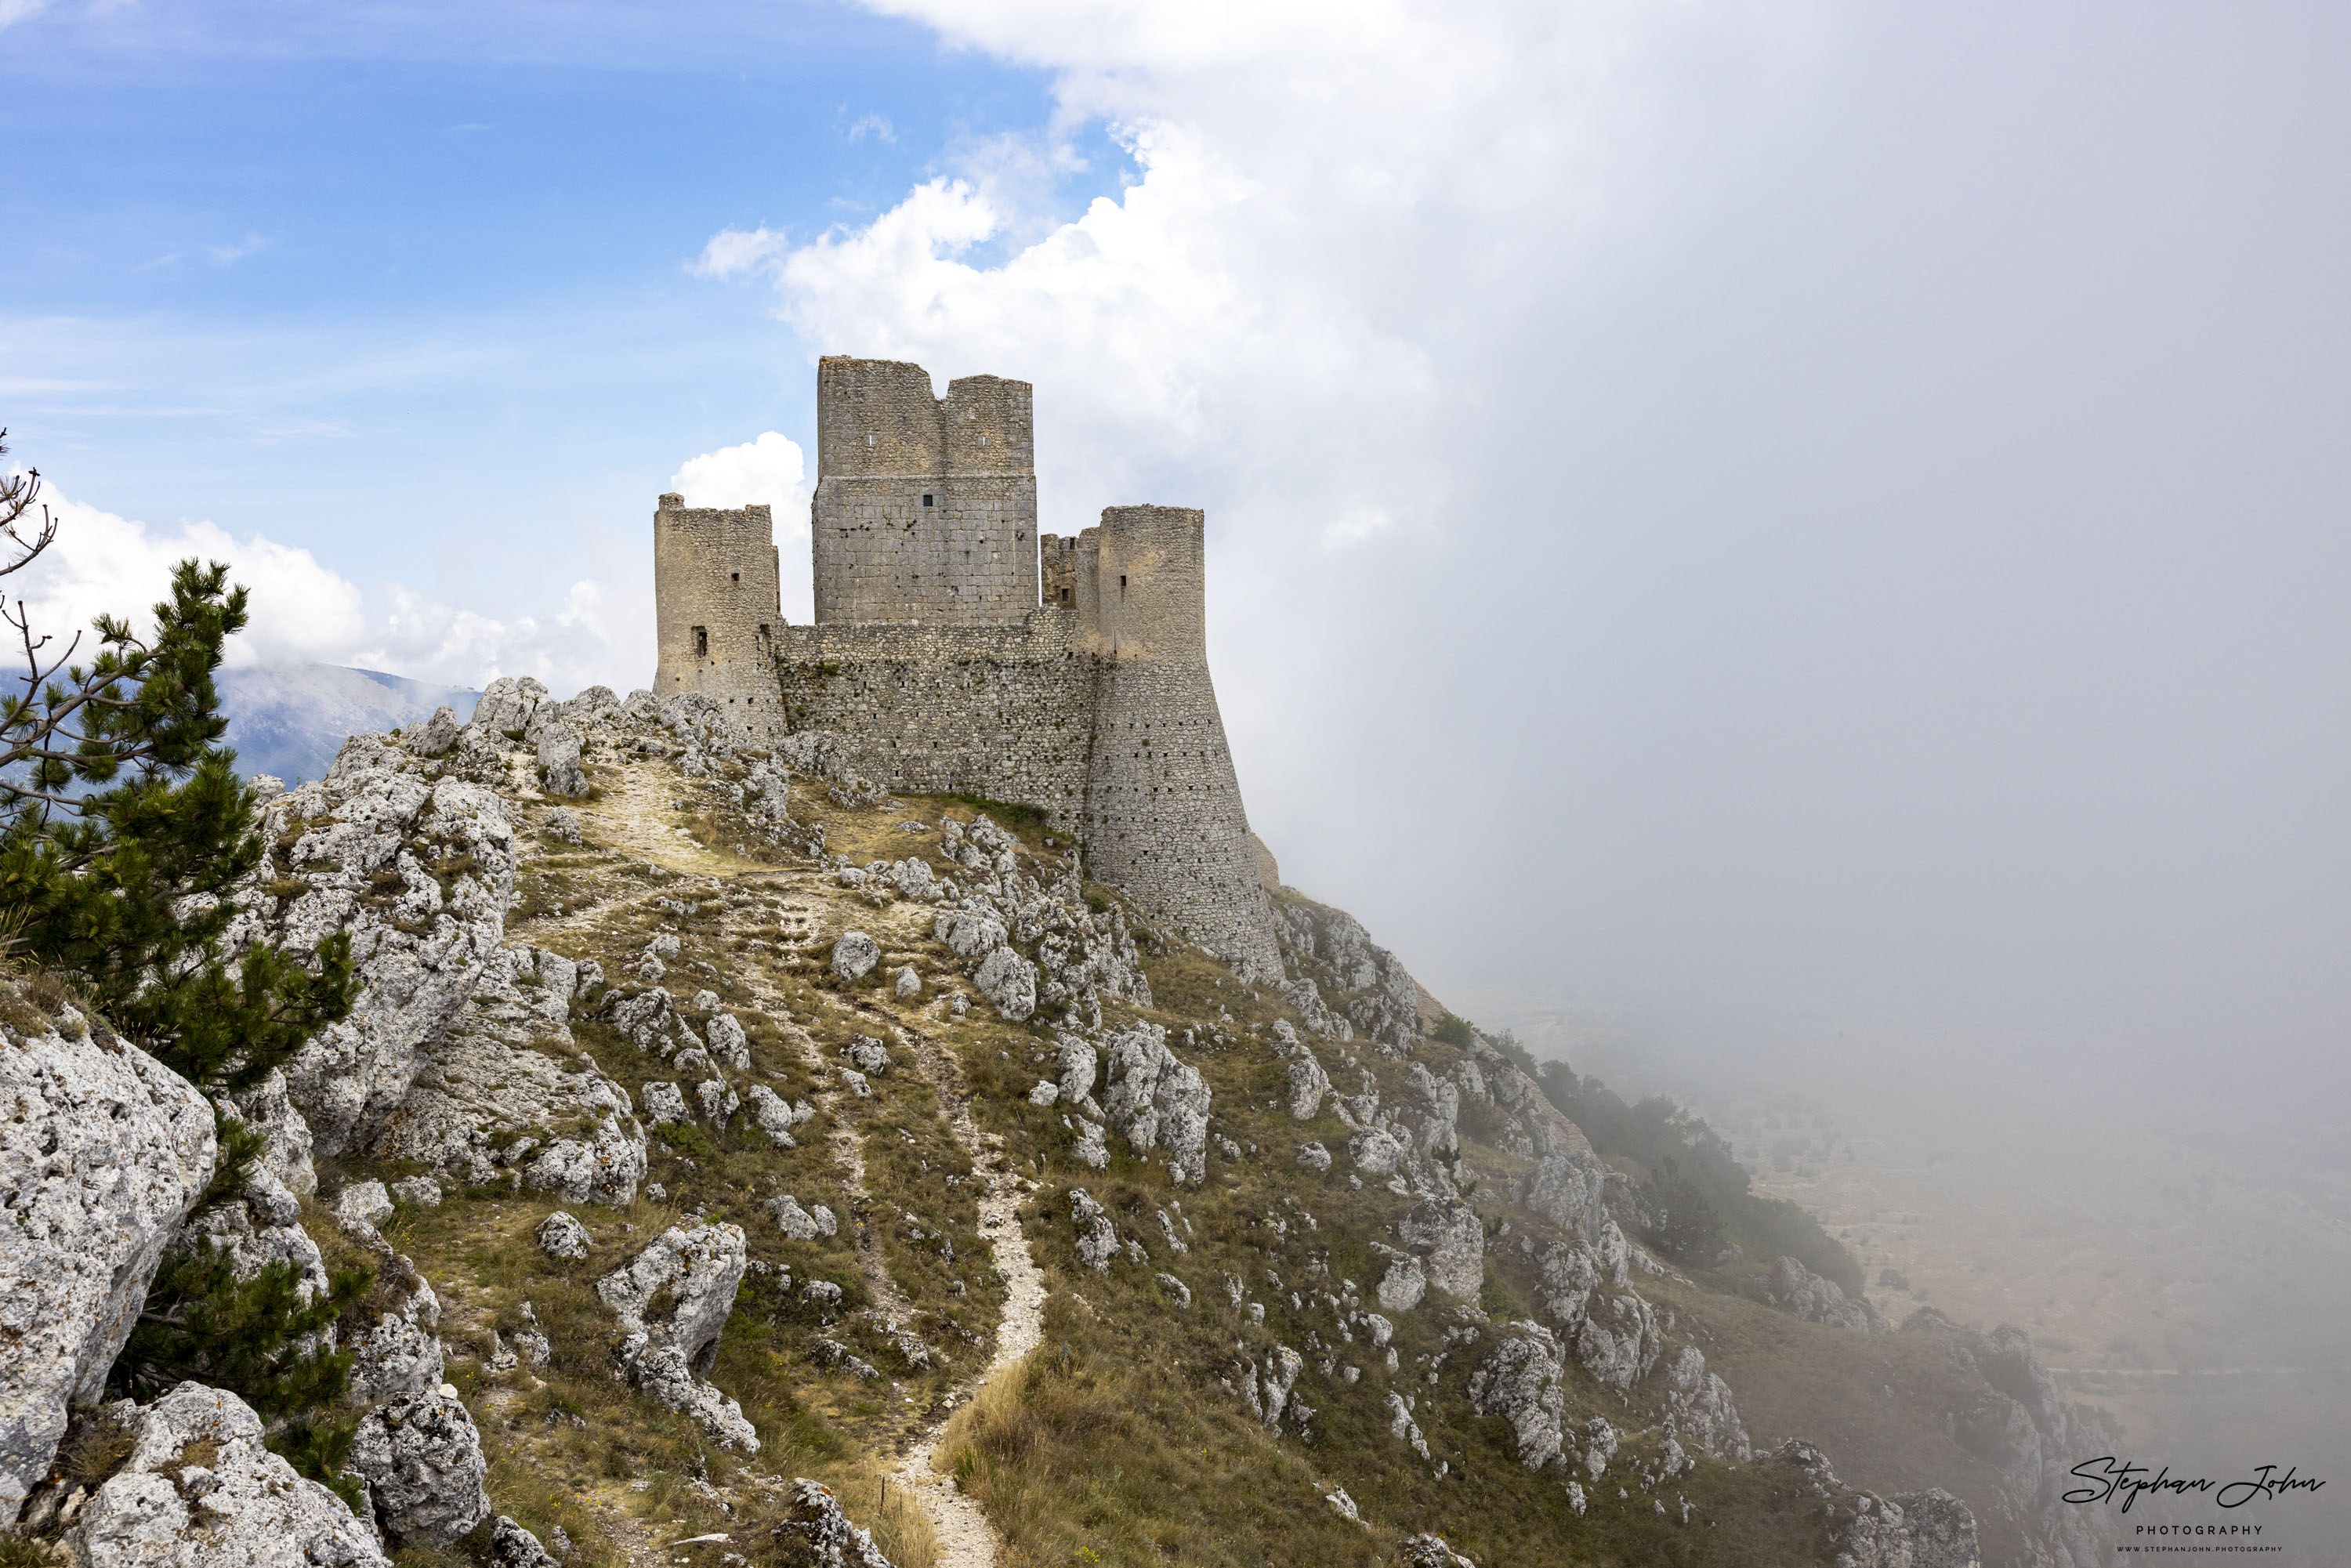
[4,1,1125,607]
[10,0,2351,1104]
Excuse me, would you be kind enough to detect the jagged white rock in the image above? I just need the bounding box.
[64,1383,389,1567]
[597,1224,759,1450]
[0,1016,216,1519]
[350,1389,492,1547]
[232,765,518,1158]
[1099,1021,1210,1185]
[536,1211,592,1260]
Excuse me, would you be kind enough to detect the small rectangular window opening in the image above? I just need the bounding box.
[693,626,708,657]
[1119,574,1128,588]
[923,494,933,507]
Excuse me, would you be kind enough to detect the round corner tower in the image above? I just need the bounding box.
[652,491,785,741]
[1081,504,1283,980]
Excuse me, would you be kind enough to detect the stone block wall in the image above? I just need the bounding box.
[652,494,786,742]
[773,612,1095,821]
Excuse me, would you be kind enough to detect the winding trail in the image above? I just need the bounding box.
[889,1025,1049,1568]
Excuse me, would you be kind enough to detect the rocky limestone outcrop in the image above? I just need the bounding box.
[1469,1324,1570,1469]
[230,763,517,1157]
[1662,1345,1752,1461]
[1395,1189,1483,1302]
[597,1224,758,1450]
[368,943,643,1204]
[1270,897,1425,1052]
[346,1256,447,1405]
[63,1382,390,1567]
[1099,1021,1210,1185]
[1782,1439,1983,1568]
[350,1389,492,1548]
[1906,1313,2117,1568]
[0,1012,216,1520]
[1770,1255,1892,1334]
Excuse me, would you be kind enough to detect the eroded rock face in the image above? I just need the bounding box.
[1663,1345,1752,1461]
[369,944,643,1205]
[0,1018,216,1520]
[1270,899,1426,1052]
[350,1389,491,1548]
[65,1383,389,1568]
[1519,1150,1610,1239]
[597,1225,758,1450]
[1769,1255,1890,1334]
[1574,1290,1663,1389]
[1396,1195,1484,1300]
[1099,1021,1210,1185]
[1469,1325,1569,1469]
[1781,1440,1984,1568]
[231,765,517,1157]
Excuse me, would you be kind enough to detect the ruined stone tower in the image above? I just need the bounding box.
[812,358,1039,624]
[657,357,1282,979]
[652,493,784,741]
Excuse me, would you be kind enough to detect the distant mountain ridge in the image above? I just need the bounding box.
[218,663,481,784]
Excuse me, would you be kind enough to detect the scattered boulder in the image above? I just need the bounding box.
[776,1478,897,1567]
[544,806,581,844]
[973,946,1038,1021]
[63,1382,389,1567]
[336,1180,394,1233]
[1069,1189,1121,1272]
[350,1389,492,1548]
[1517,1148,1610,1239]
[0,1013,216,1521]
[768,1195,838,1240]
[537,1211,592,1261]
[1349,1127,1406,1175]
[1296,1142,1332,1174]
[1396,1195,1484,1300]
[744,1084,816,1147]
[489,1515,562,1568]
[597,1224,759,1450]
[1403,1534,1479,1568]
[893,965,921,999]
[831,931,880,982]
[641,1081,688,1124]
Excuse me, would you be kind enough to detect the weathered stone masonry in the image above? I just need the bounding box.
[660,356,1281,979]
[654,494,786,741]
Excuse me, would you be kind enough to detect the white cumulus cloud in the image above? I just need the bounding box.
[8,480,630,697]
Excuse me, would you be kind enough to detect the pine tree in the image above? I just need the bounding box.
[1,430,369,1489]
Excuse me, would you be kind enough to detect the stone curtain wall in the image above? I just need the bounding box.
[773,613,1096,823]
[652,494,786,742]
[812,357,1041,625]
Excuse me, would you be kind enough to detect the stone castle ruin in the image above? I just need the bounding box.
[653,355,1281,979]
